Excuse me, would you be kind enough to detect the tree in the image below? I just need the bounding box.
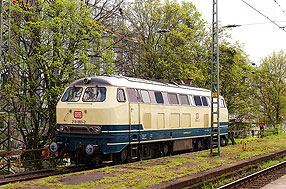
[115,0,255,121]
[251,50,286,128]
[0,0,115,150]
[115,0,209,83]
[216,42,255,130]
[84,0,124,27]
[219,43,253,115]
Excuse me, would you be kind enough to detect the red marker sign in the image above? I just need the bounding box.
[196,113,199,119]
[74,111,83,119]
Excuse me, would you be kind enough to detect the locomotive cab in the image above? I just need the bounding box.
[56,85,128,133]
[52,77,130,164]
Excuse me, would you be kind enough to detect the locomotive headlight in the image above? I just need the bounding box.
[88,126,101,134]
[50,142,58,152]
[89,127,95,133]
[85,144,94,155]
[94,126,101,134]
[63,126,69,132]
[59,126,69,132]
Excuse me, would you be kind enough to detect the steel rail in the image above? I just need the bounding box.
[0,165,88,185]
[218,160,286,188]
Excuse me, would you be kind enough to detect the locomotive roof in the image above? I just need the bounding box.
[69,75,212,97]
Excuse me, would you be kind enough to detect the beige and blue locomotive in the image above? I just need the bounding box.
[49,75,228,164]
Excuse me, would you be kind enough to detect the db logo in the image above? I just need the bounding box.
[196,113,199,119]
[74,111,83,119]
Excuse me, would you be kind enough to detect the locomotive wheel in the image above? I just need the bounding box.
[162,144,169,156]
[220,136,228,147]
[205,138,210,149]
[74,143,85,165]
[120,148,128,163]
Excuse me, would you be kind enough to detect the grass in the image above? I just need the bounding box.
[201,155,286,188]
[3,133,286,189]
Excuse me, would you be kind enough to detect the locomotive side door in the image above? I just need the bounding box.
[127,88,141,144]
[129,103,140,141]
[129,102,141,160]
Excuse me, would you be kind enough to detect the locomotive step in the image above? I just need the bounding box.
[102,161,113,164]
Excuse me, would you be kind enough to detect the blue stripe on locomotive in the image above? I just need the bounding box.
[55,122,228,153]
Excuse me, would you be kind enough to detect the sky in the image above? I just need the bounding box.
[188,0,286,64]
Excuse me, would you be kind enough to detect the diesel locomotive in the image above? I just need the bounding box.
[49,75,228,164]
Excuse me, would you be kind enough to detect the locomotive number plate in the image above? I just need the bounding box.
[72,120,86,124]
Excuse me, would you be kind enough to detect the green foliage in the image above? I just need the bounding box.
[251,50,286,128]
[0,0,115,150]
[116,0,253,121]
[215,43,253,118]
[116,0,208,83]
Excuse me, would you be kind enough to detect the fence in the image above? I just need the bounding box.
[0,148,62,174]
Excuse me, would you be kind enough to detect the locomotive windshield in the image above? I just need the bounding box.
[82,87,106,102]
[61,87,83,102]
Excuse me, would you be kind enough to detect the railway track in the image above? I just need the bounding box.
[0,165,90,185]
[2,150,286,188]
[218,161,286,188]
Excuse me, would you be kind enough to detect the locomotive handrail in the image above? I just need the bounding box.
[138,103,141,144]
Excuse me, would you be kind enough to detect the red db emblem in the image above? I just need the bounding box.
[74,111,83,119]
[196,113,199,119]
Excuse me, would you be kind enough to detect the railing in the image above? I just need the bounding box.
[229,129,268,138]
[0,148,63,174]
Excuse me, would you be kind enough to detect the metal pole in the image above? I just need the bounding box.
[210,0,221,156]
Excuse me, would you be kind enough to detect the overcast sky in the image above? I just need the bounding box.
[188,0,286,64]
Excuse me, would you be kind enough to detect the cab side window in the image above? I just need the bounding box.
[201,96,208,106]
[117,88,126,102]
[154,91,164,104]
[194,96,202,106]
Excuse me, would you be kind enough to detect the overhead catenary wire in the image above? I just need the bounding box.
[240,0,286,32]
[242,21,286,26]
[104,28,144,44]
[273,0,286,17]
[222,21,286,28]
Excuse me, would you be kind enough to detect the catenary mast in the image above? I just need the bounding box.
[210,0,221,156]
